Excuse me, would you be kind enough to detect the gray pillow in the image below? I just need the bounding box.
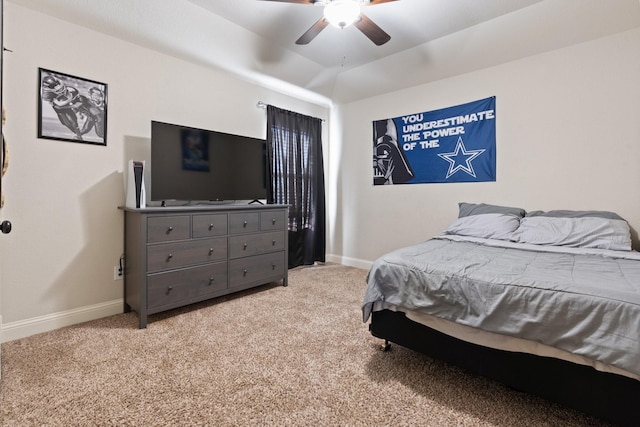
[458,202,526,219]
[525,209,625,221]
[511,216,632,251]
[444,213,521,241]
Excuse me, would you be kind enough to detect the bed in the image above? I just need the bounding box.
[362,203,640,427]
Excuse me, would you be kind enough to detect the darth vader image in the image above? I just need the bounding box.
[373,119,414,185]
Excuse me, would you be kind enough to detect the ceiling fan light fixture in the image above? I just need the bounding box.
[323,0,361,29]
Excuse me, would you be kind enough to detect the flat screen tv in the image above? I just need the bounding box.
[150,121,268,203]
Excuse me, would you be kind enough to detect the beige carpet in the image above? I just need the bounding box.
[0,264,608,426]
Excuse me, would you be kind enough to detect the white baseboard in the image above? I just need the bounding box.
[325,253,373,270]
[0,299,123,343]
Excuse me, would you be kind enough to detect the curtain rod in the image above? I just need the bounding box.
[256,101,325,123]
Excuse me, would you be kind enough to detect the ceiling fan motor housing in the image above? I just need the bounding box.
[323,0,361,28]
[262,0,395,46]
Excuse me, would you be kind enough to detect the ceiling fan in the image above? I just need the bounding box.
[260,0,398,46]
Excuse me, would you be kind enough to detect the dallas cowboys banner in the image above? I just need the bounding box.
[373,96,496,185]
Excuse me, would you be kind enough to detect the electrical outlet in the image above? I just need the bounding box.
[114,266,123,281]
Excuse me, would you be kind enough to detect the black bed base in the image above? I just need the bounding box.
[369,309,638,427]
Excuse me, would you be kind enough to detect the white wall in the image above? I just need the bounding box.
[0,3,329,341]
[329,27,640,268]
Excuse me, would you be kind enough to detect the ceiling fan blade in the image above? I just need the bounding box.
[258,0,315,4]
[354,12,391,46]
[367,0,399,5]
[296,17,329,45]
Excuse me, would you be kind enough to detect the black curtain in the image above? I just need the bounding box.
[266,105,325,269]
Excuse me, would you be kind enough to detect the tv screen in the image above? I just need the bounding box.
[151,121,268,203]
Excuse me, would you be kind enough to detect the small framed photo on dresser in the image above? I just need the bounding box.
[37,68,108,146]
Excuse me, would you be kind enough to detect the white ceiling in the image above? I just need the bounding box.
[10,0,640,105]
[188,0,543,69]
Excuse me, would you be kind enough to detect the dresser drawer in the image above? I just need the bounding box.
[147,237,227,272]
[260,210,287,231]
[229,252,286,288]
[228,231,286,259]
[147,263,228,310]
[193,213,227,238]
[147,216,190,243]
[229,212,260,235]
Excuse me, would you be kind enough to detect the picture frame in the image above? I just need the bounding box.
[37,68,108,146]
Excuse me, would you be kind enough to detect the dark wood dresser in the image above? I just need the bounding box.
[120,204,288,328]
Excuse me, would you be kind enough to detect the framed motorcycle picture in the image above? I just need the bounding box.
[37,68,108,146]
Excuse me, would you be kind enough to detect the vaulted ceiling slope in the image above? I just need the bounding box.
[10,0,640,105]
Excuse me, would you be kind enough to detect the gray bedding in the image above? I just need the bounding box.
[362,236,640,376]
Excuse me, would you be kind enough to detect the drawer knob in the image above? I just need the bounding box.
[243,221,248,227]
[167,226,173,233]
[272,218,276,225]
[209,223,214,230]
[167,253,173,261]
[243,243,248,250]
[272,239,276,246]
[209,277,215,285]
[209,248,214,255]
[272,263,276,270]
[167,286,173,294]
[243,269,248,276]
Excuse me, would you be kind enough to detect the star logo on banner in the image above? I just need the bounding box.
[437,137,485,179]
